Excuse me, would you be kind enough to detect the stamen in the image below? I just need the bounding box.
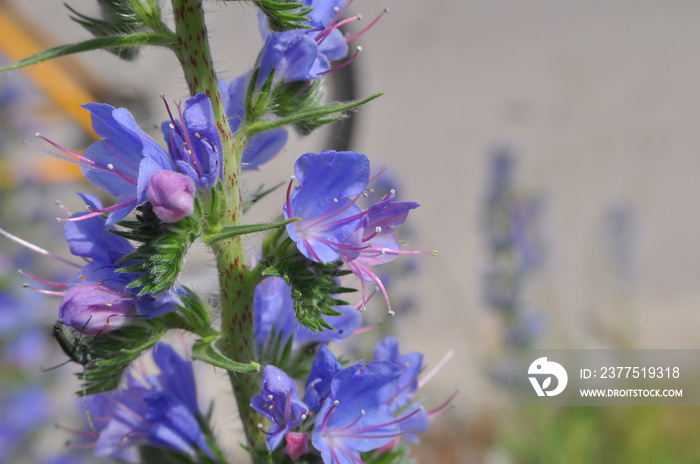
[22,284,65,296]
[344,8,388,43]
[418,348,456,390]
[18,269,68,289]
[0,226,81,268]
[319,47,362,76]
[427,388,461,420]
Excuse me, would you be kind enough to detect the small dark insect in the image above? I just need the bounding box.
[45,319,98,434]
[44,320,92,370]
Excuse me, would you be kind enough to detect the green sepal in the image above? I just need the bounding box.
[361,445,414,464]
[77,320,167,395]
[176,287,213,336]
[0,33,174,73]
[247,92,384,136]
[114,201,202,296]
[256,330,315,381]
[226,0,312,32]
[260,238,356,333]
[202,217,299,245]
[192,336,261,374]
[65,0,171,60]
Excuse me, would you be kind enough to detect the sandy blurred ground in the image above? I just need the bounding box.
[7,0,700,459]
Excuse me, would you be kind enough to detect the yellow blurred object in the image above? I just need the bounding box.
[0,5,98,137]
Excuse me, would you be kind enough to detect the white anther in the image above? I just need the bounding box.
[268,394,274,400]
[380,249,386,255]
[301,413,307,420]
[22,283,28,288]
[360,306,367,312]
[106,302,112,307]
[333,6,339,12]
[333,198,339,203]
[384,6,390,13]
[390,188,396,195]
[194,132,201,138]
[169,123,175,129]
[107,163,114,170]
[356,46,363,52]
[334,400,340,406]
[375,226,382,233]
[361,409,366,415]
[269,405,274,410]
[34,132,41,138]
[257,423,264,429]
[387,310,395,316]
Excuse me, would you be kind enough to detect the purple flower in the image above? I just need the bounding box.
[250,365,309,450]
[157,93,223,190]
[257,0,386,85]
[146,170,196,223]
[38,93,221,225]
[254,276,362,348]
[284,150,370,263]
[85,343,217,460]
[59,193,181,333]
[220,75,288,170]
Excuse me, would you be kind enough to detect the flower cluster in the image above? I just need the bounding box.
[83,342,221,462]
[252,340,455,463]
[0,1,455,463]
[482,139,546,348]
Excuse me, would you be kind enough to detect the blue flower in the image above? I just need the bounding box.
[283,151,429,314]
[302,344,342,414]
[86,343,218,460]
[311,358,404,464]
[254,276,362,348]
[257,0,386,85]
[38,93,221,225]
[250,365,309,450]
[284,150,370,263]
[220,75,288,170]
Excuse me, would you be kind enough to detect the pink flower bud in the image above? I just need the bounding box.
[59,282,137,334]
[146,170,196,223]
[284,432,309,461]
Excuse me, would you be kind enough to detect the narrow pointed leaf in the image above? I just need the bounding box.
[246,93,383,136]
[0,33,174,72]
[192,337,260,373]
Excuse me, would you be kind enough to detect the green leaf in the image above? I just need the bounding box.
[202,217,299,245]
[192,337,260,374]
[0,33,174,72]
[246,92,384,136]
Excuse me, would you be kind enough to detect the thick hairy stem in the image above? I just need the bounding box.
[171,0,265,455]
